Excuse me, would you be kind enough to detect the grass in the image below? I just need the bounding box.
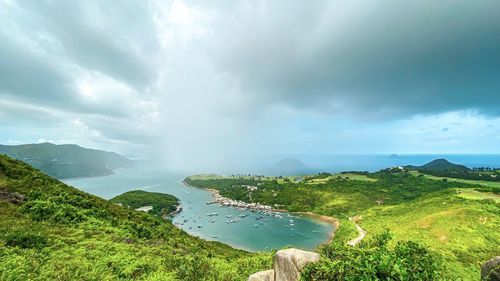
[456,188,500,203]
[360,190,499,279]
[410,170,500,188]
[304,173,377,185]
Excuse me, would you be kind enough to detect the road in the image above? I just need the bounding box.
[347,217,366,246]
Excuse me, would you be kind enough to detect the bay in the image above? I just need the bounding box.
[64,165,334,252]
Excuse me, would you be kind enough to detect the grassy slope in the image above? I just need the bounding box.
[0,156,271,281]
[110,190,179,217]
[411,170,500,188]
[185,172,500,280]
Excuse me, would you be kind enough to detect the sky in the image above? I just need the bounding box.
[1,0,500,170]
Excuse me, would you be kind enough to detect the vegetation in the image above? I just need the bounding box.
[406,158,500,182]
[186,166,500,280]
[0,155,271,280]
[1,153,498,280]
[0,142,133,179]
[111,190,180,217]
[302,230,442,281]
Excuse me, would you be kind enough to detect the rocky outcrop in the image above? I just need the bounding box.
[249,248,320,281]
[248,269,274,281]
[0,189,25,204]
[482,256,500,281]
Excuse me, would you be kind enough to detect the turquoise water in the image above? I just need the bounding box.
[64,166,334,252]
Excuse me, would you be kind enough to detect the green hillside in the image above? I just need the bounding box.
[185,168,500,280]
[0,155,271,280]
[111,190,180,217]
[408,158,471,172]
[405,159,500,183]
[0,143,133,179]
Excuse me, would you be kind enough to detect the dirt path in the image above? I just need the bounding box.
[347,217,366,246]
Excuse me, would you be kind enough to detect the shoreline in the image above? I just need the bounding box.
[182,179,339,244]
[293,211,339,243]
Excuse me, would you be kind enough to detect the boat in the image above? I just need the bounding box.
[197,225,202,228]
[253,224,259,228]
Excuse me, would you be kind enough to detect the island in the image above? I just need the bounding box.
[110,190,181,218]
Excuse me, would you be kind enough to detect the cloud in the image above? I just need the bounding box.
[207,0,500,118]
[1,0,500,169]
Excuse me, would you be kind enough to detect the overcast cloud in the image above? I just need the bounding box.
[1,0,500,171]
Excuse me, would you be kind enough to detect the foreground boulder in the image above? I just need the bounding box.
[482,256,500,281]
[249,248,320,281]
[248,269,274,281]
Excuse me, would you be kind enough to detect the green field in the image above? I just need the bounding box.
[410,170,500,188]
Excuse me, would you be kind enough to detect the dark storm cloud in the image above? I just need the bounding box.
[2,0,500,157]
[0,0,160,118]
[210,0,500,118]
[17,0,158,89]
[0,40,76,109]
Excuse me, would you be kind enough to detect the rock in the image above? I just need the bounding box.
[0,189,25,205]
[273,248,320,281]
[248,269,275,281]
[482,256,500,281]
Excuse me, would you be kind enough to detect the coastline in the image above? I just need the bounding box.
[293,211,339,243]
[182,179,339,244]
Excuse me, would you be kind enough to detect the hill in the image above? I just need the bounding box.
[406,158,470,172]
[405,159,500,182]
[275,158,306,170]
[111,190,180,217]
[0,142,133,179]
[0,155,271,280]
[271,158,309,175]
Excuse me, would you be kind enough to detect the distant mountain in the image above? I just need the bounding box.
[275,158,307,170]
[406,158,470,172]
[270,158,311,175]
[0,143,133,179]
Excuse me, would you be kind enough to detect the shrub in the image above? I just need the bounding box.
[4,229,47,249]
[301,230,442,281]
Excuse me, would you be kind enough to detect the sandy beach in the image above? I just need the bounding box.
[294,211,339,243]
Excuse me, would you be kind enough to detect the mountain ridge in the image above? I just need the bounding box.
[0,142,133,179]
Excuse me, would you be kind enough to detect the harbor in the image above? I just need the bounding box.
[65,167,335,252]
